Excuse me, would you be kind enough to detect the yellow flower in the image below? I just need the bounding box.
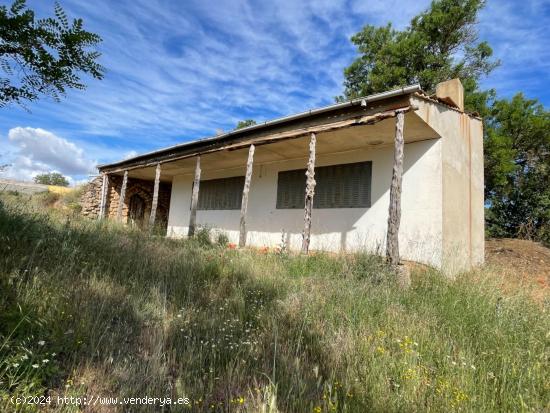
[313,407,322,413]
[376,346,386,354]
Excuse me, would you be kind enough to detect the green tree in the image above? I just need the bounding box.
[485,94,549,244]
[0,0,104,107]
[235,119,257,130]
[340,0,498,112]
[341,0,549,245]
[34,172,69,186]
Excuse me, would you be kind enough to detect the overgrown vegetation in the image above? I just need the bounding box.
[0,192,547,412]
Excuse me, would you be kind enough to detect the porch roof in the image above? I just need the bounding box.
[98,84,452,182]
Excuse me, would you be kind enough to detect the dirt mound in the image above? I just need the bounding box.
[485,238,549,301]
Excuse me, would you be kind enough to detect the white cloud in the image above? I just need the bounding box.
[123,150,139,159]
[1,127,96,183]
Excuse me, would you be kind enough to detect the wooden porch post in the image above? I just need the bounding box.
[116,170,128,222]
[239,144,255,247]
[149,163,161,227]
[386,110,405,266]
[98,172,108,220]
[188,156,201,237]
[301,133,317,254]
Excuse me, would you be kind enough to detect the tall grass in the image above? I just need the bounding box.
[0,192,548,412]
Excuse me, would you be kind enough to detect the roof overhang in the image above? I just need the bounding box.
[98,85,427,173]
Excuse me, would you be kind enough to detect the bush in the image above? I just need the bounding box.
[195,225,212,247]
[215,231,229,247]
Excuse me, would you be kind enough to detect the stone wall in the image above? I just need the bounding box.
[80,175,172,229]
[80,176,103,219]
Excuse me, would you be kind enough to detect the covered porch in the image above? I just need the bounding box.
[97,86,444,268]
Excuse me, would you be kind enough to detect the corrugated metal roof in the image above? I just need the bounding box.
[98,84,422,170]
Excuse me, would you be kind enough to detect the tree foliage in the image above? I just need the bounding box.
[34,172,69,187]
[342,0,549,245]
[235,119,257,130]
[485,94,549,244]
[0,0,104,107]
[341,0,498,111]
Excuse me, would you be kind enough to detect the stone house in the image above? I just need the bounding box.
[82,79,484,274]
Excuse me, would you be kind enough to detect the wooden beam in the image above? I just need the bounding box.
[149,163,161,227]
[239,144,255,247]
[98,172,108,220]
[188,156,201,236]
[100,106,415,175]
[386,110,405,266]
[116,170,128,221]
[301,133,317,254]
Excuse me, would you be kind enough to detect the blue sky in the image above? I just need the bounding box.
[1,0,549,184]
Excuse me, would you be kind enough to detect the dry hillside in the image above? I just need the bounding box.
[485,238,549,302]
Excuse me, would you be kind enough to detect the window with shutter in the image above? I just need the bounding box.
[197,176,245,210]
[276,161,372,209]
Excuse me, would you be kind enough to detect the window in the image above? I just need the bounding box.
[197,176,245,210]
[276,161,372,209]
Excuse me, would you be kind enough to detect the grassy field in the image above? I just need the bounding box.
[0,191,548,412]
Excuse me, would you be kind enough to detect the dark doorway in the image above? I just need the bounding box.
[128,194,146,228]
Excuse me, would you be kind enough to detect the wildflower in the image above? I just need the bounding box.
[21,354,28,360]
[32,364,39,368]
[38,340,45,346]
[313,407,322,413]
[471,365,476,370]
[376,346,385,354]
[42,359,49,364]
[12,363,19,368]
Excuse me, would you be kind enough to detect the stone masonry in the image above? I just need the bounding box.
[80,175,172,229]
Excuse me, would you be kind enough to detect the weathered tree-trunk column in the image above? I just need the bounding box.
[188,156,201,237]
[98,172,109,220]
[386,110,405,266]
[301,133,317,254]
[239,145,255,247]
[149,163,161,227]
[116,170,128,222]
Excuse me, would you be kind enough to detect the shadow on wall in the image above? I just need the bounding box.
[241,139,440,252]
[175,139,440,258]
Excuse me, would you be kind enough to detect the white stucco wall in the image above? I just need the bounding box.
[412,97,485,274]
[167,139,444,268]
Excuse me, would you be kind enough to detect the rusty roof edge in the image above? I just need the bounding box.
[413,91,483,120]
[98,84,422,171]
